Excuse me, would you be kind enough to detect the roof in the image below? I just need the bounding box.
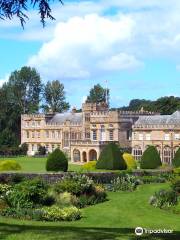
[134,111,180,126]
[48,112,83,124]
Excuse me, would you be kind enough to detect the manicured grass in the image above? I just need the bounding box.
[0,156,82,173]
[0,184,179,239]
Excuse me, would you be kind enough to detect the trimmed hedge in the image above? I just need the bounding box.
[172,148,180,168]
[46,149,68,172]
[123,153,137,170]
[140,146,162,169]
[96,143,127,170]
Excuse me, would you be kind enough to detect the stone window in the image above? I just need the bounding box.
[26,131,29,138]
[139,133,143,140]
[109,130,114,141]
[52,131,55,138]
[133,146,142,161]
[85,113,90,122]
[32,131,35,138]
[92,130,97,140]
[146,133,151,140]
[85,128,90,139]
[46,131,49,138]
[163,147,171,164]
[37,131,40,138]
[164,134,170,141]
[174,134,180,140]
[52,144,55,151]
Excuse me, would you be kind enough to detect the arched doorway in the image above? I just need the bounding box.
[82,152,87,162]
[89,149,97,161]
[73,149,81,162]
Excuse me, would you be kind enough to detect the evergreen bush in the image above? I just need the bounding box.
[46,148,68,172]
[172,148,180,167]
[140,146,162,169]
[96,142,127,170]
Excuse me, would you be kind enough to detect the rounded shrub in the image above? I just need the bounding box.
[46,148,68,172]
[82,161,96,171]
[140,146,162,169]
[172,148,180,168]
[123,153,137,170]
[0,160,21,171]
[96,142,127,170]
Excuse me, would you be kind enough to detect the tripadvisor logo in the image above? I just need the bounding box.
[135,227,143,236]
[135,227,173,236]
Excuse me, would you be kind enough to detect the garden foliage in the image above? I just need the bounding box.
[123,153,137,170]
[0,160,21,171]
[46,148,68,172]
[96,142,127,170]
[172,148,180,167]
[140,146,162,169]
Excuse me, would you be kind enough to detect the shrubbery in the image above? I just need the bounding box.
[171,177,180,194]
[82,161,96,171]
[139,175,166,184]
[0,174,107,221]
[96,143,127,170]
[109,174,139,192]
[172,148,180,168]
[46,148,68,172]
[122,153,137,170]
[0,160,21,171]
[149,189,178,208]
[140,146,162,169]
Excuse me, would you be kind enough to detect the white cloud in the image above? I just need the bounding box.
[98,53,143,71]
[28,14,137,80]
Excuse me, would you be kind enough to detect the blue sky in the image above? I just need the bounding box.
[0,0,180,108]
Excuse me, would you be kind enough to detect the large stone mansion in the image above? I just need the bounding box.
[21,102,180,164]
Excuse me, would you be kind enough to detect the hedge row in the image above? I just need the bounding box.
[0,169,173,184]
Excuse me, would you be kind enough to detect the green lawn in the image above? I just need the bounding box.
[0,184,179,240]
[0,156,82,172]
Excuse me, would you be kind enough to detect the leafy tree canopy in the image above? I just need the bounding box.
[0,0,63,26]
[114,96,180,115]
[43,80,70,113]
[86,84,110,106]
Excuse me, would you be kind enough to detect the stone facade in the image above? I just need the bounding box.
[132,111,180,164]
[21,102,156,162]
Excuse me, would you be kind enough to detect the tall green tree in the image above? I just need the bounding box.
[0,66,42,147]
[8,66,42,113]
[86,84,110,105]
[43,80,70,113]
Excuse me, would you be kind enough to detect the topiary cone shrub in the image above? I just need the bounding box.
[123,153,137,170]
[96,142,127,170]
[140,146,162,169]
[46,148,68,172]
[172,148,180,167]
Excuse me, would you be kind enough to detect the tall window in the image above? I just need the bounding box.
[100,125,106,141]
[64,132,69,147]
[127,130,132,140]
[163,147,171,164]
[32,131,35,138]
[26,131,29,138]
[164,134,170,141]
[133,146,142,160]
[109,130,114,141]
[92,130,97,140]
[146,133,151,140]
[46,131,49,138]
[52,131,55,138]
[85,113,90,122]
[139,134,143,140]
[37,131,40,138]
[174,134,180,140]
[85,128,90,139]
